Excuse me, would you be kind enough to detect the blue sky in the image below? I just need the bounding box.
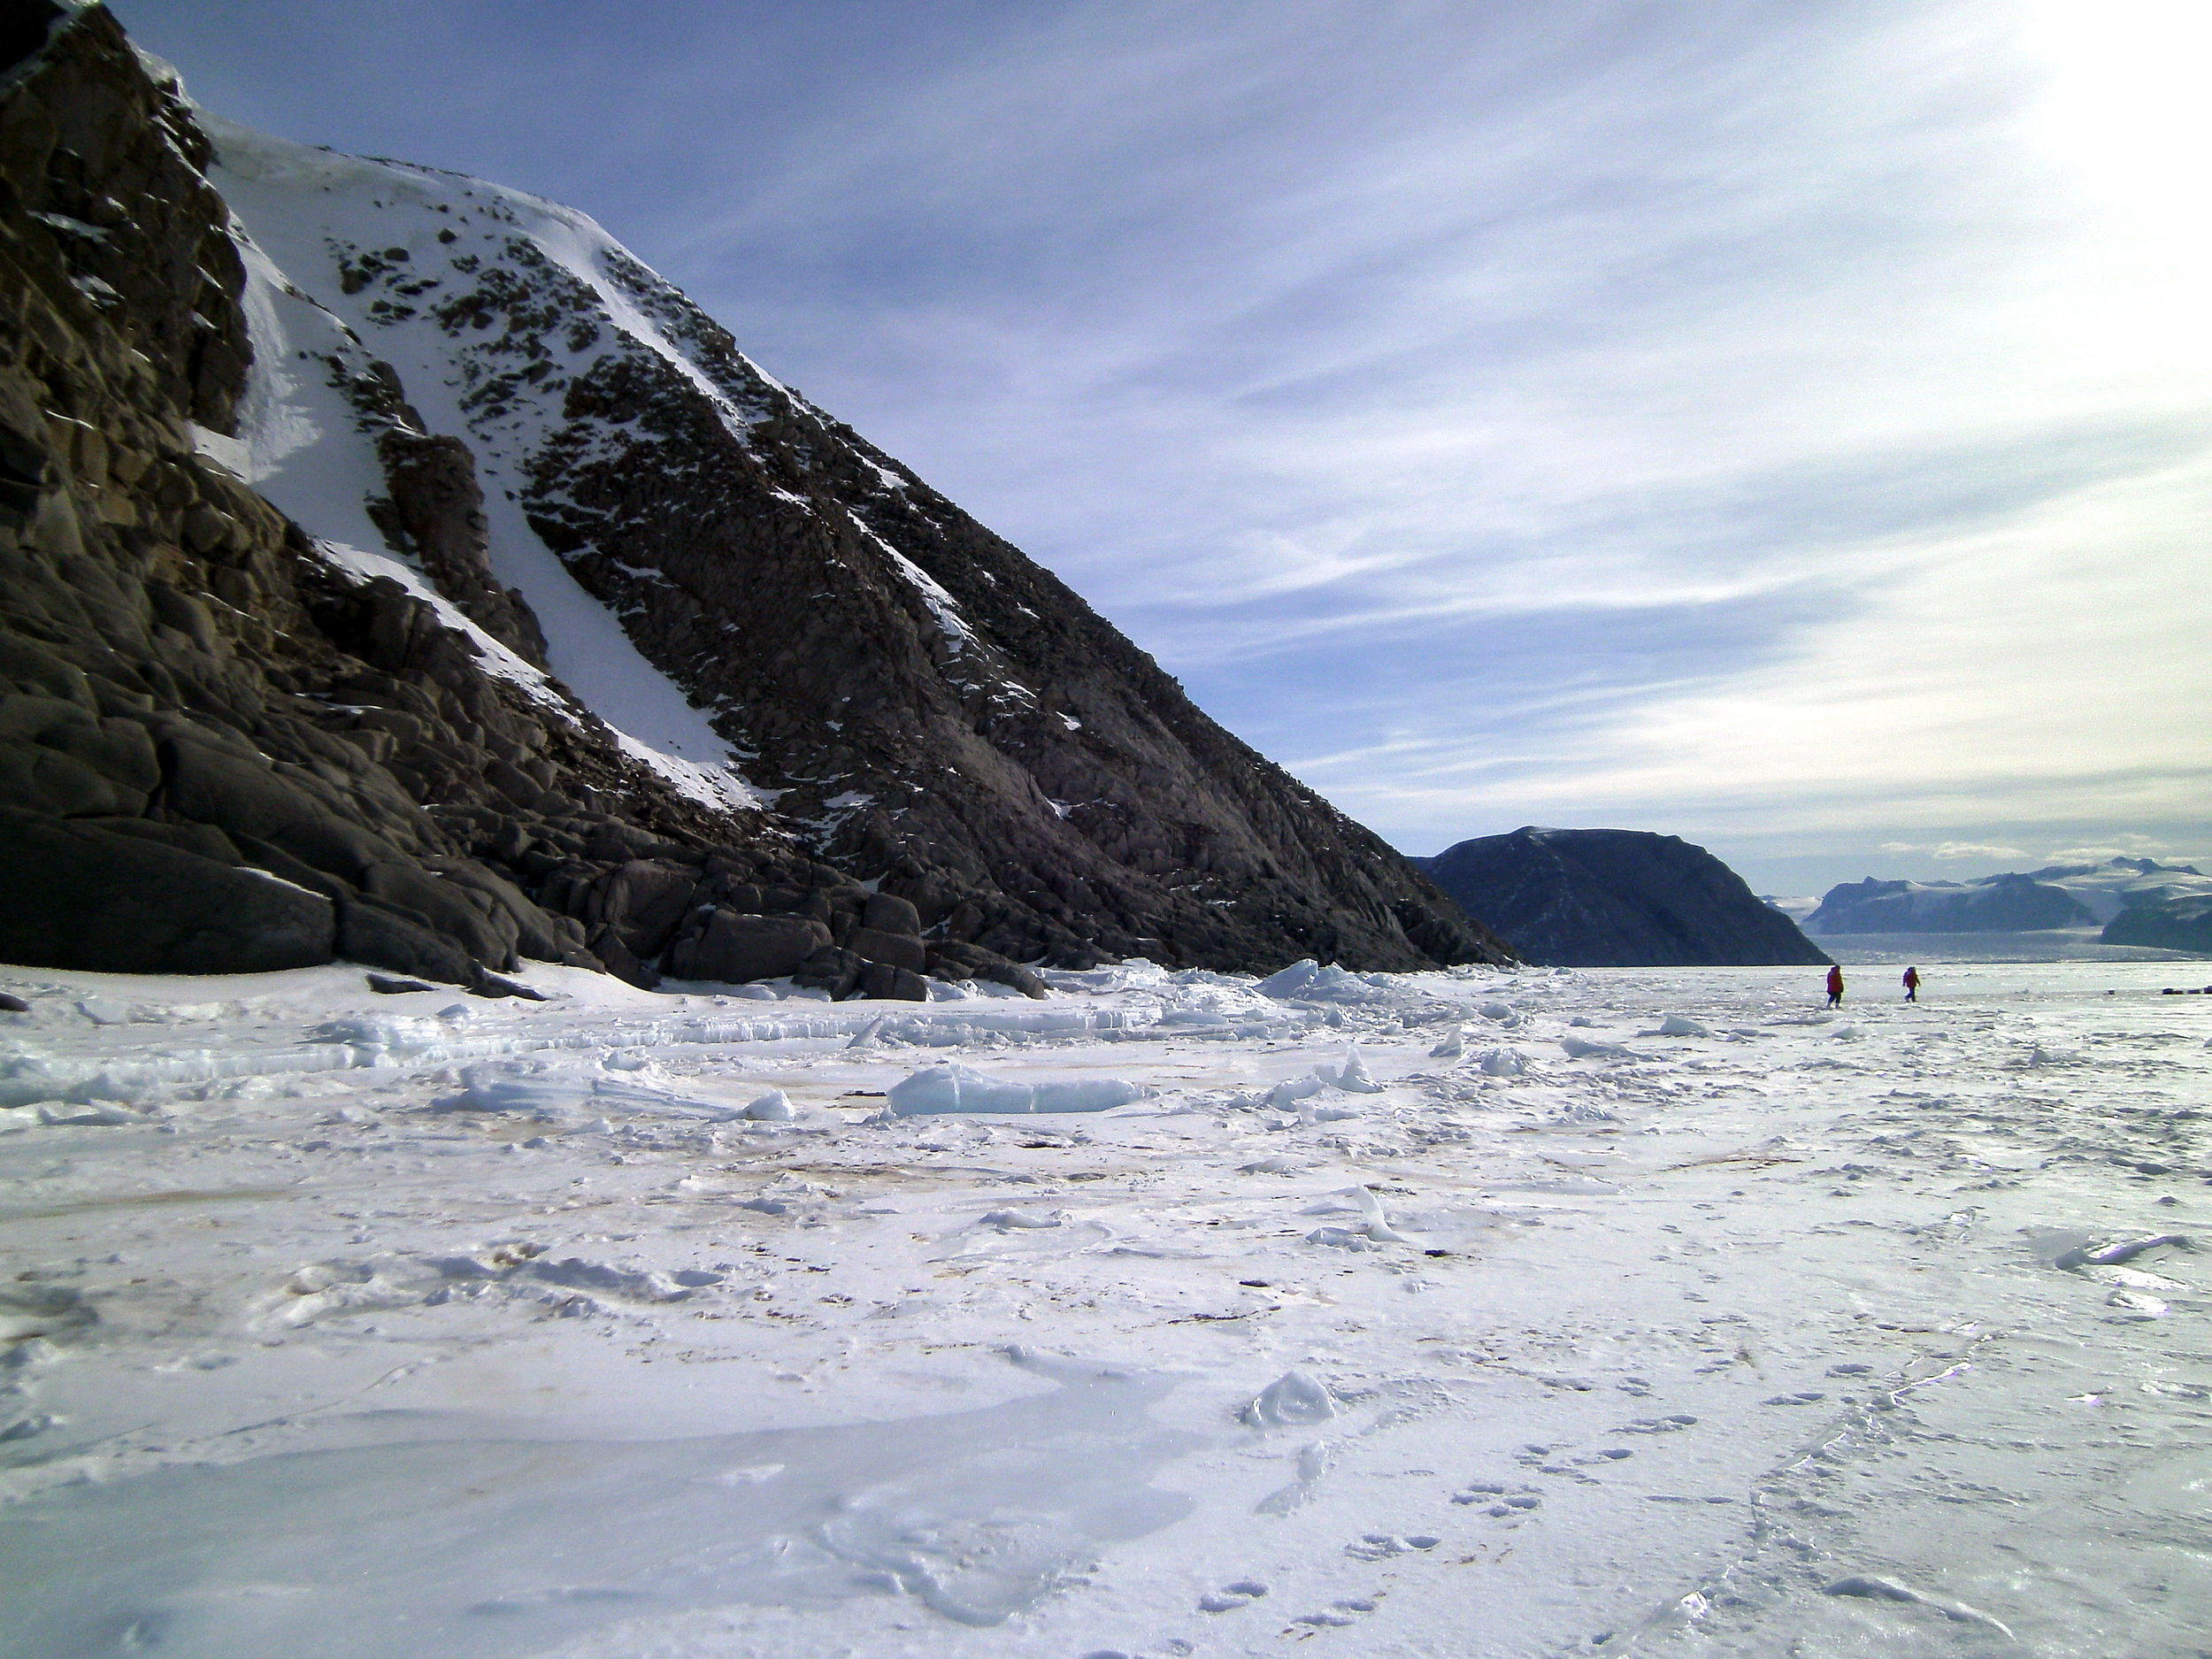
[116,0,2210,895]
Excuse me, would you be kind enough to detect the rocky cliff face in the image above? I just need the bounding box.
[2102,896,2212,955]
[1414,827,1831,968]
[0,5,1509,995]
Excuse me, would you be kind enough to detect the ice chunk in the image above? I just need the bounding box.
[978,1209,1061,1230]
[434,1064,745,1122]
[1822,1575,2016,1636]
[1348,1185,1412,1243]
[37,1101,157,1126]
[1255,959,1320,998]
[887,1064,1144,1115]
[1561,1036,1632,1060]
[1254,961,1392,1004]
[1305,1225,1376,1249]
[1429,1026,1466,1059]
[1243,1371,1336,1427]
[1659,1015,1712,1037]
[741,1090,793,1122]
[1266,1073,1323,1110]
[1316,1046,1383,1094]
[1478,1001,1518,1024]
[1479,1047,1528,1077]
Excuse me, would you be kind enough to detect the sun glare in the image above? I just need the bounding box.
[2017,0,2212,243]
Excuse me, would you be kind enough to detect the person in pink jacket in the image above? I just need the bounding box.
[1826,964,1845,1007]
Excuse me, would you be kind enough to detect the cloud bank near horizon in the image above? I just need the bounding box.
[118,0,2210,889]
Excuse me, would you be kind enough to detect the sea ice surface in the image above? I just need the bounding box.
[2,955,2208,1656]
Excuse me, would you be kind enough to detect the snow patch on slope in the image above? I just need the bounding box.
[198,117,771,812]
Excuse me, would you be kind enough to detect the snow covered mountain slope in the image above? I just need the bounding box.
[196,111,1504,977]
[0,4,1509,992]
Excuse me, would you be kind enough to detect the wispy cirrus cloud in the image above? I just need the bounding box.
[121,0,2212,893]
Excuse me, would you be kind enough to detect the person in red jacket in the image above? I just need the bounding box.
[1826,964,1845,1007]
[1902,965,1921,1002]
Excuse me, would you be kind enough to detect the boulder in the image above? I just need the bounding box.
[160,729,396,882]
[858,960,929,1002]
[926,940,1049,999]
[590,859,699,958]
[863,891,923,935]
[359,861,517,969]
[586,922,658,989]
[334,895,480,987]
[666,910,832,983]
[846,924,927,972]
[0,742,129,816]
[792,944,864,1000]
[0,810,334,973]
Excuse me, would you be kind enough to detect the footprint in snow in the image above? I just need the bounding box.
[1292,1592,1385,1628]
[1345,1532,1440,1561]
[1452,1480,1542,1517]
[1614,1413,1698,1433]
[1761,1390,1826,1406]
[1197,1578,1270,1612]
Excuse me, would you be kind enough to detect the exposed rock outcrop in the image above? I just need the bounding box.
[0,6,1511,991]
[2102,897,2212,955]
[1415,827,1831,967]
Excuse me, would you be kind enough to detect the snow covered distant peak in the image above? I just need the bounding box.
[1808,856,2212,937]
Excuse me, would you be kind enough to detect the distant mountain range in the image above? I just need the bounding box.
[1415,827,1831,967]
[1806,857,2212,952]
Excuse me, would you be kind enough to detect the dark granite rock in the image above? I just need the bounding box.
[925,940,1049,998]
[845,924,928,973]
[862,892,922,935]
[369,426,547,665]
[366,973,438,995]
[858,960,929,1002]
[1416,827,1832,968]
[588,859,699,959]
[334,895,480,988]
[792,945,864,1000]
[0,810,334,973]
[666,910,832,984]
